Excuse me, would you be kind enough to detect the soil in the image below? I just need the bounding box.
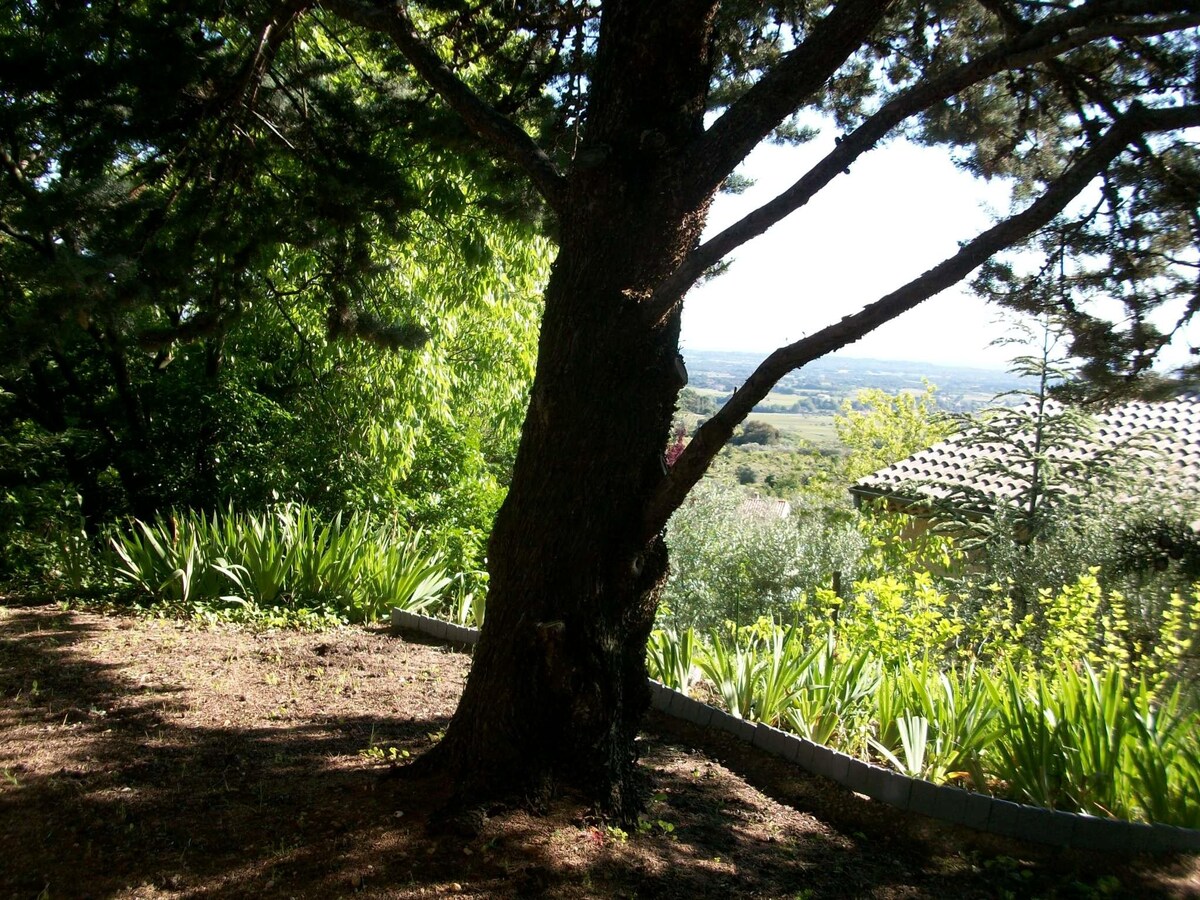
[2,600,1199,899]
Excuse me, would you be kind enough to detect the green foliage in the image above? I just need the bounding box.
[646,627,698,696]
[661,481,864,631]
[445,573,487,628]
[837,383,952,483]
[732,420,782,446]
[656,494,1200,825]
[648,616,1200,826]
[108,505,450,625]
[929,324,1153,552]
[782,634,879,752]
[872,661,996,786]
[676,388,717,417]
[0,3,550,592]
[697,623,825,727]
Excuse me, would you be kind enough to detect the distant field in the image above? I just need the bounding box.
[744,413,840,449]
[690,386,814,409]
[679,411,842,451]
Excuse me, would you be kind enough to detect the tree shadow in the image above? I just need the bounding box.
[0,605,1196,899]
[0,606,461,898]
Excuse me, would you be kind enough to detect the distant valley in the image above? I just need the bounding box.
[681,348,1027,418]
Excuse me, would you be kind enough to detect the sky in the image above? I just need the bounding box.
[679,135,1022,370]
[679,132,1196,373]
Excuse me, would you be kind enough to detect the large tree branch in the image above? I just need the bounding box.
[233,0,312,111]
[683,0,1194,206]
[320,0,567,212]
[682,0,893,204]
[646,0,1200,324]
[643,102,1200,537]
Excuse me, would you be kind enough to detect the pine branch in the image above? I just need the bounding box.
[643,102,1200,537]
[648,0,1200,323]
[233,0,312,112]
[320,0,567,212]
[683,0,893,204]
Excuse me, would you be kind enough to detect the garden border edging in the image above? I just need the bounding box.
[389,607,1199,855]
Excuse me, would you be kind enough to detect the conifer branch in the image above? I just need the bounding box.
[644,102,1200,537]
[647,0,1200,325]
[320,0,567,212]
[684,0,893,204]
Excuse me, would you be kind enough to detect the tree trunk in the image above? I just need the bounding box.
[428,1,719,819]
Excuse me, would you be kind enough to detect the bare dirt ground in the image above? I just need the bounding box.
[2,600,1199,899]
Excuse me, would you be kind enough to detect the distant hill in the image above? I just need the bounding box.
[681,349,1028,415]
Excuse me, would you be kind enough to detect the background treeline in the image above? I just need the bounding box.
[0,3,552,595]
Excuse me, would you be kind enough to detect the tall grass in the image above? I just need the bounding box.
[647,621,1200,827]
[647,627,698,695]
[872,661,996,785]
[109,504,450,624]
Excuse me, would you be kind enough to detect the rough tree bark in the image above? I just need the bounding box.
[428,2,720,817]
[316,0,1200,819]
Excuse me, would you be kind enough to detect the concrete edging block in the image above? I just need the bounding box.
[843,758,875,794]
[807,745,852,783]
[1016,805,1075,847]
[665,688,691,718]
[1072,813,1129,853]
[752,723,799,760]
[730,716,757,744]
[932,784,969,823]
[1150,822,1200,854]
[907,779,942,819]
[1123,821,1157,855]
[792,738,818,770]
[710,708,756,743]
[708,707,740,735]
[647,680,672,712]
[682,696,710,726]
[690,701,720,729]
[987,799,1024,839]
[864,767,913,810]
[669,693,716,728]
[390,608,421,632]
[961,789,993,831]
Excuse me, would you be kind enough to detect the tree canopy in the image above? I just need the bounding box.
[0,2,550,577]
[4,0,1199,817]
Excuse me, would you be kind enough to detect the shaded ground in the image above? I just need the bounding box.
[2,600,1198,899]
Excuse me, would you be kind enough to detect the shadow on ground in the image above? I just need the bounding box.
[1,603,1197,899]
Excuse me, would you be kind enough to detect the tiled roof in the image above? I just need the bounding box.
[739,497,793,519]
[850,394,1200,510]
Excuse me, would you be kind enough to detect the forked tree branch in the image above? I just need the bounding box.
[643,102,1200,538]
[320,0,567,212]
[682,0,1197,211]
[233,0,313,112]
[683,0,893,204]
[648,0,1200,324]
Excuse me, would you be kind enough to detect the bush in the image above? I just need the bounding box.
[731,420,781,446]
[661,481,864,631]
[108,504,451,625]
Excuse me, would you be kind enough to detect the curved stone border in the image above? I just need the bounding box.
[389,608,1200,855]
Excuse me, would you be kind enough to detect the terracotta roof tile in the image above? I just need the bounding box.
[851,394,1200,509]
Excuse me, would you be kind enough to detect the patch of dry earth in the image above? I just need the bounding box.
[1,602,1197,899]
